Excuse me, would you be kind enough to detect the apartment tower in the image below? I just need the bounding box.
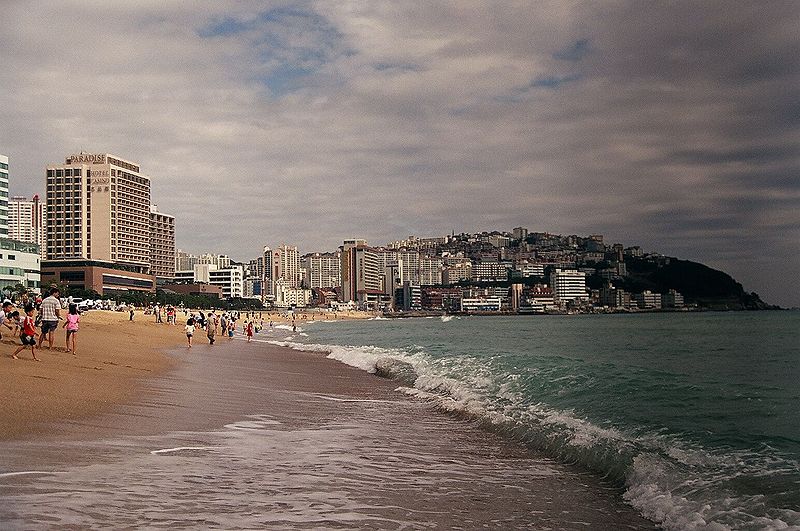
[8,195,46,258]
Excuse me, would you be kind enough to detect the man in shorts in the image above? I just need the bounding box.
[38,287,61,350]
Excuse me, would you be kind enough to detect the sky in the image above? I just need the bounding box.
[1,1,798,306]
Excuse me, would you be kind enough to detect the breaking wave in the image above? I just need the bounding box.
[268,339,800,530]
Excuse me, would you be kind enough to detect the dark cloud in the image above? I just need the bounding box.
[0,1,798,305]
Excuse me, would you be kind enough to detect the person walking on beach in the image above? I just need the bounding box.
[62,303,80,355]
[185,318,195,348]
[245,320,253,342]
[129,307,134,321]
[12,305,39,361]
[37,287,60,350]
[206,313,217,345]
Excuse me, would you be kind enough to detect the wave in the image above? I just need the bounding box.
[269,339,800,530]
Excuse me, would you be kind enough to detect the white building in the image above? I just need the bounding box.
[550,269,587,304]
[274,279,312,308]
[267,245,301,294]
[0,155,8,237]
[174,263,243,299]
[419,256,443,285]
[461,297,503,312]
[8,195,45,258]
[208,266,244,299]
[472,259,510,282]
[0,156,41,293]
[516,261,545,278]
[633,290,662,309]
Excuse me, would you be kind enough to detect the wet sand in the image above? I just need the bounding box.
[0,333,654,529]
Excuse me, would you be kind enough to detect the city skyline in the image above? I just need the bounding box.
[1,2,797,306]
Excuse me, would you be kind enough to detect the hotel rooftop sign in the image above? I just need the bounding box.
[67,153,106,164]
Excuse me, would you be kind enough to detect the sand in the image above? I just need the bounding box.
[0,309,182,440]
[0,306,375,441]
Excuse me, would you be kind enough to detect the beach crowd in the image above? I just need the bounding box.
[3,287,80,362]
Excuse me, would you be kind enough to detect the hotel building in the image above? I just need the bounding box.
[46,152,151,271]
[150,205,175,280]
[9,195,46,258]
[42,152,174,295]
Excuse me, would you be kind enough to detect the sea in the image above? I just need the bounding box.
[272,311,800,530]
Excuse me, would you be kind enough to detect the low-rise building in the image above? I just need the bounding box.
[461,297,503,312]
[633,290,662,309]
[161,283,223,299]
[40,260,155,296]
[0,239,41,294]
[662,289,685,308]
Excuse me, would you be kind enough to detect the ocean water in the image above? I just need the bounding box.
[275,311,800,530]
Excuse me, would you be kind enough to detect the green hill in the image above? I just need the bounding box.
[618,257,775,310]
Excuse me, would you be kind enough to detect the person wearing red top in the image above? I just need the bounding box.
[246,321,253,342]
[12,305,39,361]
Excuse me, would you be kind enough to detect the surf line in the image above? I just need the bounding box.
[0,471,65,479]
[314,394,396,404]
[150,446,219,455]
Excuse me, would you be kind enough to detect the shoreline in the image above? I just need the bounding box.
[0,334,655,528]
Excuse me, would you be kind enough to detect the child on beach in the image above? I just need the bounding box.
[245,321,253,342]
[185,318,195,348]
[62,303,80,355]
[12,305,39,361]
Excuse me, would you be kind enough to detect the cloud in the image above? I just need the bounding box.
[0,1,798,305]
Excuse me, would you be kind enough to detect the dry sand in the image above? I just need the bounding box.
[0,309,183,440]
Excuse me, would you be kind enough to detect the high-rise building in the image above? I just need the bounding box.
[301,251,341,289]
[550,269,587,304]
[0,154,8,237]
[8,195,46,258]
[45,152,151,271]
[340,239,383,307]
[0,154,42,293]
[268,245,301,289]
[150,205,175,280]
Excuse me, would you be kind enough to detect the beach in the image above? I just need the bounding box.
[0,310,654,528]
[0,309,179,440]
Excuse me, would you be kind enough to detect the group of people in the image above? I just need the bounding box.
[182,310,277,348]
[3,287,81,361]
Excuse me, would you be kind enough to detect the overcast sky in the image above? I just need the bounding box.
[1,1,798,306]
